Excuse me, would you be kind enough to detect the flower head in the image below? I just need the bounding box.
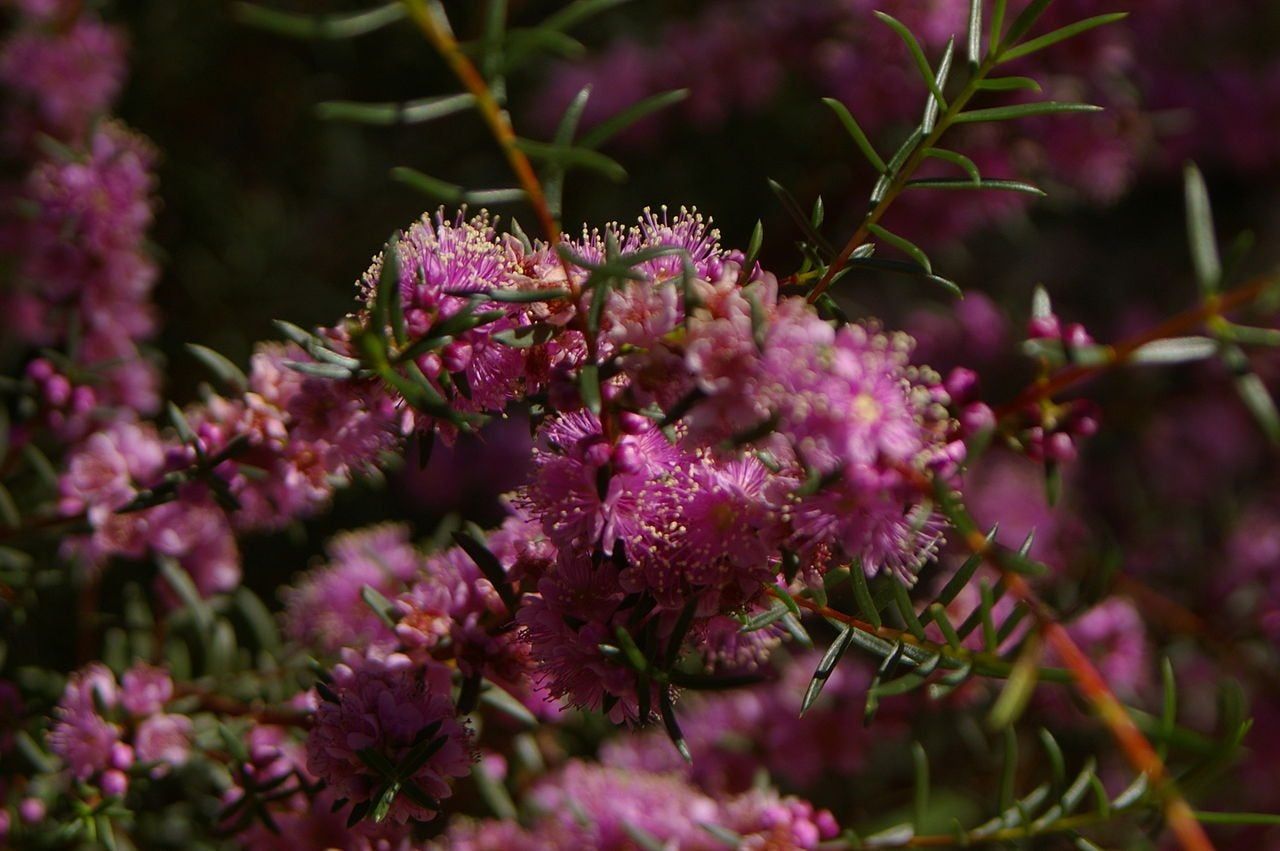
[306,649,473,824]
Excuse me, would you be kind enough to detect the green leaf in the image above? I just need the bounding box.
[345,800,371,828]
[892,579,927,641]
[741,602,789,632]
[821,98,886,173]
[480,0,508,85]
[921,38,955,134]
[374,236,402,344]
[928,604,962,648]
[699,823,747,848]
[871,127,925,203]
[767,179,837,258]
[186,344,248,392]
[1000,0,1053,47]
[579,363,602,415]
[1159,656,1177,758]
[360,585,398,629]
[802,625,854,714]
[998,13,1129,63]
[390,167,525,207]
[999,727,1018,811]
[966,0,983,67]
[233,2,405,39]
[850,561,882,629]
[0,485,17,529]
[874,11,946,110]
[1236,369,1280,444]
[845,257,962,297]
[1218,323,1280,347]
[497,26,585,70]
[622,822,668,851]
[954,102,1103,123]
[285,360,356,380]
[159,557,212,633]
[390,167,463,204]
[479,680,539,728]
[580,89,689,149]
[514,138,626,182]
[906,177,1044,195]
[545,85,594,218]
[989,0,1009,51]
[1184,162,1222,293]
[912,742,930,828]
[664,597,699,670]
[1038,727,1066,791]
[234,588,281,654]
[315,93,475,125]
[975,75,1043,92]
[492,323,556,348]
[371,781,400,823]
[988,634,1042,730]
[924,148,981,183]
[1129,336,1219,365]
[744,220,764,269]
[1031,284,1053,321]
[538,0,631,34]
[659,689,691,763]
[1193,812,1280,826]
[867,223,933,274]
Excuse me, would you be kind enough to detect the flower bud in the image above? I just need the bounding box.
[944,367,980,404]
[441,341,472,374]
[618,411,650,435]
[1064,322,1094,349]
[1045,431,1078,463]
[612,439,642,474]
[100,769,129,798]
[1027,314,1061,340]
[583,439,612,468]
[18,798,45,825]
[961,402,995,435]
[109,741,135,770]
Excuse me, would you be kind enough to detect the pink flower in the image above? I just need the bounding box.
[47,664,122,782]
[120,664,173,716]
[134,714,194,773]
[305,649,473,824]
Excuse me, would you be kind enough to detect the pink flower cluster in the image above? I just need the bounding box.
[329,208,962,725]
[434,761,838,850]
[0,1,160,442]
[305,648,473,824]
[47,663,192,797]
[58,340,399,595]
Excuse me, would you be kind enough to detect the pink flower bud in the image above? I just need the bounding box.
[109,741,134,770]
[618,411,650,434]
[1045,431,1078,463]
[18,798,45,825]
[45,374,71,407]
[100,769,129,798]
[416,352,443,379]
[612,439,642,474]
[945,367,980,403]
[583,439,612,468]
[1064,322,1094,349]
[441,341,472,374]
[961,402,995,435]
[1027,314,1061,340]
[25,358,53,382]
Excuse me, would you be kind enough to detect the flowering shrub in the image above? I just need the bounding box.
[2,1,1279,849]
